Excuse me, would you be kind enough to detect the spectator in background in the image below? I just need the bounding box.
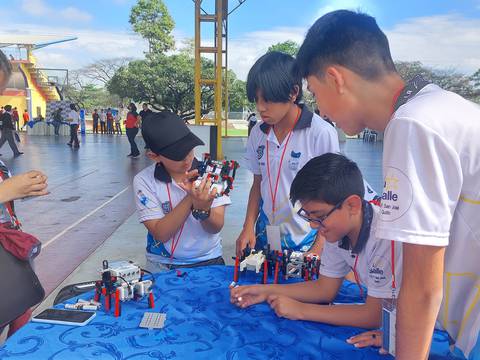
[106,108,114,134]
[114,110,122,135]
[139,103,153,122]
[66,103,79,148]
[0,105,23,157]
[99,109,106,134]
[12,107,19,131]
[125,102,140,158]
[22,109,29,130]
[246,112,257,136]
[52,108,63,136]
[92,109,99,134]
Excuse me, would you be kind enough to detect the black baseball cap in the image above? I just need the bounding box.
[142,111,204,161]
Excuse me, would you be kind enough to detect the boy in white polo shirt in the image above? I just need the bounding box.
[296,10,480,359]
[231,153,402,329]
[236,51,340,257]
[133,112,231,271]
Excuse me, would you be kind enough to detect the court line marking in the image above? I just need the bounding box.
[42,186,130,249]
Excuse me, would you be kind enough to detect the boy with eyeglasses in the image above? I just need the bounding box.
[230,153,402,330]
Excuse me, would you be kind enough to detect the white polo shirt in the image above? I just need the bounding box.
[376,84,480,357]
[320,204,403,299]
[245,105,340,250]
[68,110,79,125]
[133,162,231,265]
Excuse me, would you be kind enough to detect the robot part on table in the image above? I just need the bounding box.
[93,260,155,317]
[194,153,239,197]
[233,245,321,285]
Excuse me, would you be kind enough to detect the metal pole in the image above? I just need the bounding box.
[194,0,202,125]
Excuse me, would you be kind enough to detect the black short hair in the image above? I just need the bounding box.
[295,10,396,80]
[69,103,76,110]
[246,51,303,104]
[0,50,12,80]
[290,153,364,206]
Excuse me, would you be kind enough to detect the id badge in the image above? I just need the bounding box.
[382,298,397,356]
[266,225,282,251]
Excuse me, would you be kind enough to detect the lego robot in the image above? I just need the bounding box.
[195,154,239,197]
[94,260,155,317]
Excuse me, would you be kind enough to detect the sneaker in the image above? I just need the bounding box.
[67,143,72,147]
[127,154,133,157]
[14,152,24,157]
[132,154,140,158]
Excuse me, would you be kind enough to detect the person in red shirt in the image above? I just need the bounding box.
[22,109,29,130]
[12,107,19,131]
[125,102,140,158]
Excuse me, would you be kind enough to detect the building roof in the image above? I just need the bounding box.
[0,35,77,50]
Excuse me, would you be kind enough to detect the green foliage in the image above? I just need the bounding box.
[129,0,175,54]
[267,40,300,57]
[395,61,478,102]
[64,84,120,110]
[108,53,216,120]
[226,71,247,112]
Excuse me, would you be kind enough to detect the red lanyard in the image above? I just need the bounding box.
[352,255,364,299]
[166,182,185,260]
[351,241,396,299]
[266,107,301,218]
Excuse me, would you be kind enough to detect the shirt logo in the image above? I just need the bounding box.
[137,190,148,206]
[288,150,301,171]
[161,201,172,214]
[257,145,265,160]
[381,167,413,222]
[368,254,390,286]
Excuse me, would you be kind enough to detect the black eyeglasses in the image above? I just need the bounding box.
[297,200,344,227]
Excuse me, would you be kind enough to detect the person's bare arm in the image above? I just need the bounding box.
[268,294,383,329]
[231,274,343,307]
[235,174,262,257]
[200,205,226,234]
[395,243,445,360]
[142,196,193,243]
[0,171,48,202]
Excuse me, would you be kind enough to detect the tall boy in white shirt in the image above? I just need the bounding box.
[296,9,480,359]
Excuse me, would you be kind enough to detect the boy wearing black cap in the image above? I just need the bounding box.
[133,111,231,271]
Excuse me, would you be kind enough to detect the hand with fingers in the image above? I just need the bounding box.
[267,294,305,321]
[0,170,49,202]
[346,330,388,354]
[179,170,217,210]
[235,225,256,258]
[229,284,269,308]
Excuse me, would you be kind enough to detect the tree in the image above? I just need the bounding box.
[395,61,477,101]
[108,53,216,120]
[80,57,133,86]
[64,70,121,109]
[226,71,247,112]
[268,40,300,57]
[129,0,175,54]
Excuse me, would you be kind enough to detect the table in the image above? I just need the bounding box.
[0,266,462,359]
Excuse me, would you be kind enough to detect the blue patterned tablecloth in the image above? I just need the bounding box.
[0,266,462,359]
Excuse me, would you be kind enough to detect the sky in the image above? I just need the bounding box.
[1,0,480,80]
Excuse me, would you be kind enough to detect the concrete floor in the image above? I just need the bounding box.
[1,132,383,314]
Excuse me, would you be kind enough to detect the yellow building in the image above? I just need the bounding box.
[0,36,76,120]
